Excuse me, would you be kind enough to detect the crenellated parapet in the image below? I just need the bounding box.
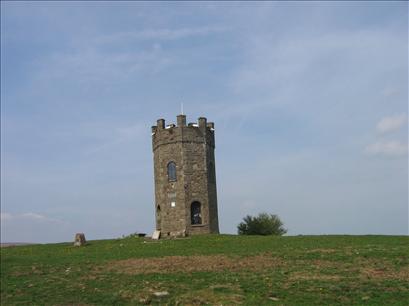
[152,115,215,152]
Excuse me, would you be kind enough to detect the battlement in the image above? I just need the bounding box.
[152,114,215,152]
[151,115,215,134]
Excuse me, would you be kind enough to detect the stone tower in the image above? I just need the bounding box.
[151,114,219,237]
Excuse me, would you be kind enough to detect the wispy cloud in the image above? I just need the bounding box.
[84,123,146,155]
[381,87,400,97]
[1,212,66,224]
[365,140,408,157]
[1,212,71,243]
[365,113,407,157]
[0,212,13,221]
[94,26,228,44]
[34,46,172,85]
[376,113,407,134]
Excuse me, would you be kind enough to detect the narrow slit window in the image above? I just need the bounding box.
[156,205,161,228]
[208,162,215,183]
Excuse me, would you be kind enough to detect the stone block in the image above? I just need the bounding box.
[74,233,86,246]
[152,230,161,240]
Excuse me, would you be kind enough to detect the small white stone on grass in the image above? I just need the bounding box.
[152,230,161,240]
[153,291,169,297]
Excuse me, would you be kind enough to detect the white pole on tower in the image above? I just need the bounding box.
[181,102,184,115]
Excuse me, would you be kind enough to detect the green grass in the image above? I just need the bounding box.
[1,235,408,305]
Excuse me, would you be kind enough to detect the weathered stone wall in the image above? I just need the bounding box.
[152,115,219,237]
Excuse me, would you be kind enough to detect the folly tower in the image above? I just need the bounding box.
[151,114,219,237]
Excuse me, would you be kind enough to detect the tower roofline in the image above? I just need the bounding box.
[152,115,214,133]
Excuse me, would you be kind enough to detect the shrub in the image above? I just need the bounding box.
[237,213,287,236]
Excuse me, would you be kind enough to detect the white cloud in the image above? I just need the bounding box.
[1,212,71,243]
[365,140,408,157]
[1,212,66,224]
[30,44,173,91]
[55,49,168,81]
[94,26,228,44]
[21,212,47,220]
[116,124,146,140]
[0,212,13,221]
[84,123,146,155]
[381,87,400,97]
[376,114,407,134]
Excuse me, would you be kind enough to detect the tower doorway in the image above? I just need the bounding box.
[191,201,202,225]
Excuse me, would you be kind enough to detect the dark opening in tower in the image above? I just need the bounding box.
[191,201,202,225]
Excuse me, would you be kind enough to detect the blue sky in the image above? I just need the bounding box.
[1,2,408,243]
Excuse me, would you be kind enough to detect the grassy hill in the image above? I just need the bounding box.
[1,235,408,305]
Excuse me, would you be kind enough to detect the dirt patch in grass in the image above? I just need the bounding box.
[101,252,409,284]
[290,259,409,282]
[116,282,244,305]
[289,271,341,281]
[104,253,284,275]
[175,285,244,305]
[360,266,409,281]
[305,249,337,254]
[54,304,92,306]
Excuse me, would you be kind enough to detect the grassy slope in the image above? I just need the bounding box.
[1,235,408,305]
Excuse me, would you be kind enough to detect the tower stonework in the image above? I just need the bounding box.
[151,115,219,237]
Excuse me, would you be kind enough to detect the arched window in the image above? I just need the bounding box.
[167,161,176,181]
[191,201,202,225]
